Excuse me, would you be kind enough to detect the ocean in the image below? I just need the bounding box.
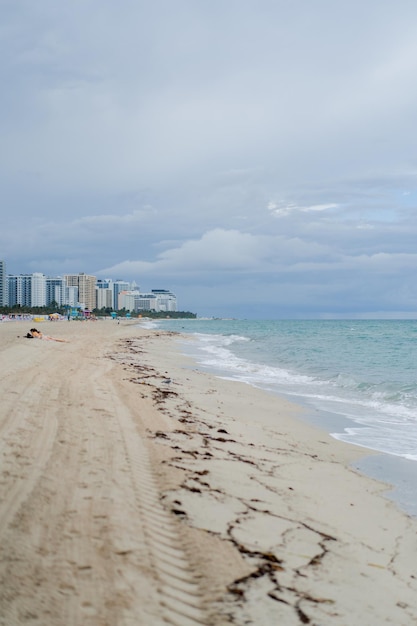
[143,318,417,516]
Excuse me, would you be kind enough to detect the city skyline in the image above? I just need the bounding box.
[0,263,178,313]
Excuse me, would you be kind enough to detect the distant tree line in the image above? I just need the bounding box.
[0,302,63,315]
[93,307,197,319]
[0,303,196,319]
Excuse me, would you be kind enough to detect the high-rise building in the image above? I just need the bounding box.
[46,276,66,307]
[96,286,113,309]
[96,278,114,309]
[113,280,130,311]
[7,273,47,307]
[64,273,97,311]
[65,285,79,308]
[120,289,178,313]
[134,293,158,311]
[0,260,7,306]
[118,290,137,312]
[151,289,177,312]
[31,273,47,307]
[7,275,26,307]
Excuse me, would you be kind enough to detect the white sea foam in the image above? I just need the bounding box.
[173,322,417,462]
[144,317,417,465]
[135,319,158,329]
[190,336,314,386]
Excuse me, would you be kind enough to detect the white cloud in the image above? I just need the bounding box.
[99,228,342,279]
[100,229,267,276]
[268,201,339,217]
[75,208,156,227]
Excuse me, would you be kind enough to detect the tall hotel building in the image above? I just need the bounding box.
[7,273,46,307]
[0,260,7,306]
[96,278,114,309]
[64,273,97,311]
[31,273,47,307]
[46,276,66,307]
[113,280,130,310]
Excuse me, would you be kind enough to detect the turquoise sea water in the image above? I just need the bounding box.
[145,319,417,463]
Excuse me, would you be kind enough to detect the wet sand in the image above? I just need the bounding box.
[0,320,416,625]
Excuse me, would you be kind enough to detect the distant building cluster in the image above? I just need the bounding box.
[0,261,177,313]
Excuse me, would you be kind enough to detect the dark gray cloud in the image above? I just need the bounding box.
[1,1,417,317]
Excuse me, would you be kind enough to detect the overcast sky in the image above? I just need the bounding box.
[1,1,417,318]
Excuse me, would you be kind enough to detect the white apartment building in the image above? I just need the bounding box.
[150,289,177,312]
[96,278,114,309]
[31,273,47,307]
[117,289,177,313]
[96,286,113,309]
[117,290,137,311]
[7,273,47,307]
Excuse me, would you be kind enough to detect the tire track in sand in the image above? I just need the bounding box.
[0,359,59,535]
[99,370,209,626]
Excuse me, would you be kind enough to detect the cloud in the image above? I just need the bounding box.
[75,207,156,227]
[101,226,417,280]
[99,229,268,276]
[267,201,339,217]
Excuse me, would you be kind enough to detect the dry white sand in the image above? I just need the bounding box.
[0,319,416,625]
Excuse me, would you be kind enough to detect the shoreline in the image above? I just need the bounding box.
[126,328,417,624]
[161,324,417,520]
[1,320,417,624]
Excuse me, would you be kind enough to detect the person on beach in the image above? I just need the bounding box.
[25,328,69,343]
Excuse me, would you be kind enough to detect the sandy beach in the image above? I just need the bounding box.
[0,319,416,625]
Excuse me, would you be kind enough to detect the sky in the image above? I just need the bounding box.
[1,0,417,318]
